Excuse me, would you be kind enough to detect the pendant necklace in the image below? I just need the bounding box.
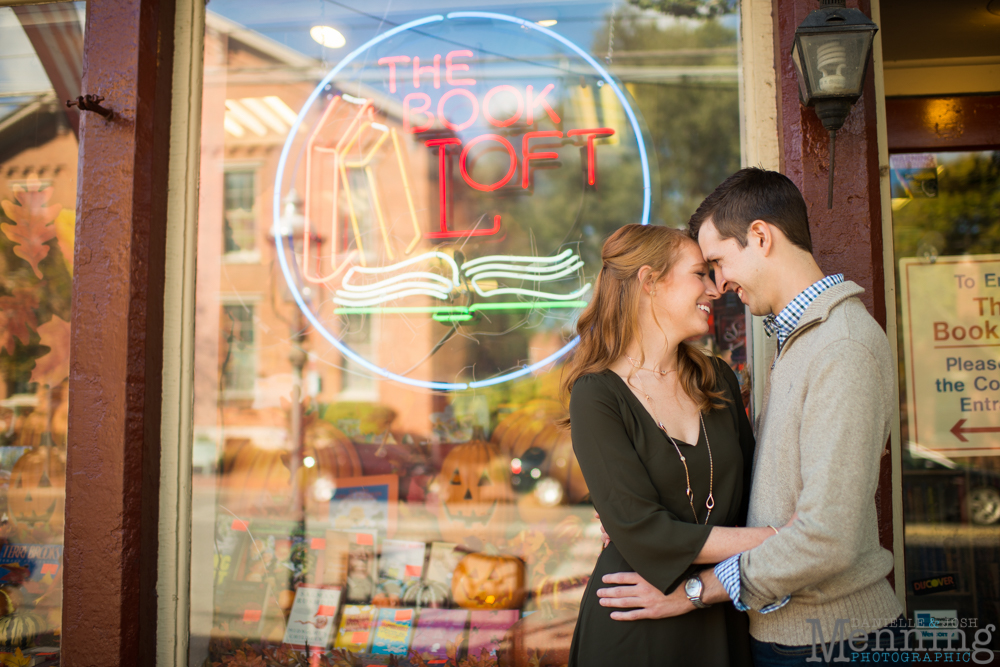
[626,359,715,524]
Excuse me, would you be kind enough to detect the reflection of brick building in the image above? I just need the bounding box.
[195,14,448,449]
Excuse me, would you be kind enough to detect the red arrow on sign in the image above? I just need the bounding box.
[950,419,1000,442]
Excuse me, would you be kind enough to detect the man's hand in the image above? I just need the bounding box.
[596,572,695,621]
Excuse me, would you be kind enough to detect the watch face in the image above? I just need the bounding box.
[684,577,702,598]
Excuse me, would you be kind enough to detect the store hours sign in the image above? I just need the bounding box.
[900,254,1000,456]
[273,12,652,391]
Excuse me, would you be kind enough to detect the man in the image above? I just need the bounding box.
[598,168,905,664]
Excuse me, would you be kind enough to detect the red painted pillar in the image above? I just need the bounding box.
[62,0,176,663]
[772,0,894,565]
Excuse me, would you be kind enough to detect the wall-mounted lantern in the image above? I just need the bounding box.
[791,0,878,208]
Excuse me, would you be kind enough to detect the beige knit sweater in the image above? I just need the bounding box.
[739,280,903,646]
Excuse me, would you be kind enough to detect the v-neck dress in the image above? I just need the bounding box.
[568,358,755,667]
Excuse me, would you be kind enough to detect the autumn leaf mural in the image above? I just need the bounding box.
[0,180,62,280]
[30,315,71,386]
[0,288,40,356]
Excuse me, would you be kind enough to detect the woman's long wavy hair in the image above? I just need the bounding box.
[561,224,726,417]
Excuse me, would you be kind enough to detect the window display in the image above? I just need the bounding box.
[189,2,742,665]
[0,3,85,662]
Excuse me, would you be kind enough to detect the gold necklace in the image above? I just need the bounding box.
[626,362,715,525]
[624,355,676,376]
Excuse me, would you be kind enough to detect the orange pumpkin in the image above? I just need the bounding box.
[298,421,362,517]
[493,402,589,522]
[220,440,293,516]
[221,424,361,517]
[7,447,66,533]
[451,552,525,610]
[429,439,514,548]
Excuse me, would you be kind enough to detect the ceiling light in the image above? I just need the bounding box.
[311,25,346,49]
[536,19,558,27]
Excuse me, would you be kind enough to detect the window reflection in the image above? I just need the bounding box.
[892,150,1000,649]
[190,3,744,664]
[0,2,85,658]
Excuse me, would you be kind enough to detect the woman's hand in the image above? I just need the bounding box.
[597,572,695,620]
[596,512,610,548]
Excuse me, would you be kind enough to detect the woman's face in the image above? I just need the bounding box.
[652,241,720,340]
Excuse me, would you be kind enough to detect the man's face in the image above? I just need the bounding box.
[697,219,770,317]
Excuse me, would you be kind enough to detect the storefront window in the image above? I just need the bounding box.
[189,2,743,664]
[0,2,85,660]
[892,150,1000,647]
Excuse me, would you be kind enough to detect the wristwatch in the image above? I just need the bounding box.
[684,574,711,609]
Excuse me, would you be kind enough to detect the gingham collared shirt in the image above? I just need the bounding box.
[713,273,844,613]
[762,274,845,352]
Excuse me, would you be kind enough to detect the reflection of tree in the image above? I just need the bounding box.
[892,153,1000,259]
[892,151,1000,468]
[439,9,741,380]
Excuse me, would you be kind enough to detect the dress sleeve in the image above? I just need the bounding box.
[717,359,756,527]
[570,374,713,593]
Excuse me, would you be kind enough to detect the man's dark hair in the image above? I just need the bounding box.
[688,168,812,253]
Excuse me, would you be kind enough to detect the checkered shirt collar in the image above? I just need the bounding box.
[762,274,844,348]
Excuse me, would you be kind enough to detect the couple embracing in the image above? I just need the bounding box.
[564,168,905,666]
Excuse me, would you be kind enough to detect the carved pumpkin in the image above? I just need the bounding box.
[497,609,576,667]
[429,439,513,548]
[7,447,65,533]
[451,552,525,610]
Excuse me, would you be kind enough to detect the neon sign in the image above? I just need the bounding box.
[274,12,652,391]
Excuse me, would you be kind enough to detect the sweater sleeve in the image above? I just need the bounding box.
[569,374,713,593]
[738,339,889,609]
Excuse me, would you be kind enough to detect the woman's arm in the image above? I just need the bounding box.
[570,375,713,593]
[599,520,782,563]
[692,526,775,563]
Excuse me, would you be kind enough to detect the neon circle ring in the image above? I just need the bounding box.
[273,11,652,391]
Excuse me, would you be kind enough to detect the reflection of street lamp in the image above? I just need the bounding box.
[271,188,317,587]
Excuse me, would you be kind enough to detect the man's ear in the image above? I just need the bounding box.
[747,220,773,256]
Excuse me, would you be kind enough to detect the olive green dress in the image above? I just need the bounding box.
[568,359,754,667]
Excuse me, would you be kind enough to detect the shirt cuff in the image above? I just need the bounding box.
[714,554,791,613]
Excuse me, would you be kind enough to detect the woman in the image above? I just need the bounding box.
[565,224,775,667]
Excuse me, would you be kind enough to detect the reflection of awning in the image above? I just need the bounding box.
[13,4,83,137]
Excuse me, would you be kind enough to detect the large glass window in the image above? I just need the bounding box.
[892,149,1000,649]
[0,2,85,660]
[189,2,743,664]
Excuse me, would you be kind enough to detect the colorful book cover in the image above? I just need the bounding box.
[425,542,461,600]
[410,609,469,663]
[0,544,62,594]
[329,474,399,536]
[323,530,378,603]
[467,610,519,659]
[378,539,425,586]
[333,604,377,652]
[234,520,326,588]
[282,584,342,650]
[369,608,414,656]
